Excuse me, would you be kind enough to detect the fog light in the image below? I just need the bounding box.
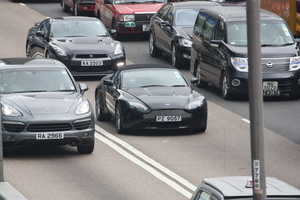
[231,79,241,86]
[117,62,125,67]
[83,132,89,137]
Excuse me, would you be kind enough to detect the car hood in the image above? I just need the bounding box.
[114,3,165,14]
[51,37,116,54]
[124,87,192,109]
[175,26,193,39]
[226,43,298,57]
[2,92,80,115]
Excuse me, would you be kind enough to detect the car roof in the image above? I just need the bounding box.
[202,176,300,197]
[117,64,177,72]
[168,1,221,8]
[52,16,99,22]
[200,6,282,22]
[0,57,66,70]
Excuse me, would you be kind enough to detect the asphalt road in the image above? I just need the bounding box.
[0,0,300,199]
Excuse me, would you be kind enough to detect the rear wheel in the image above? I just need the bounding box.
[77,140,94,154]
[149,32,163,57]
[195,62,208,88]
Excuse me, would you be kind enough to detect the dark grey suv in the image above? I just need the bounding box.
[190,6,300,99]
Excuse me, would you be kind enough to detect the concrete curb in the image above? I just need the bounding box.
[0,182,27,200]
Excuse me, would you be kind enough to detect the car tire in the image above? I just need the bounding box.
[77,140,94,154]
[149,32,163,57]
[95,91,111,121]
[26,42,31,57]
[195,62,208,88]
[112,20,122,40]
[45,51,51,58]
[221,72,232,100]
[171,43,181,68]
[74,2,82,16]
[115,103,126,134]
[61,0,70,12]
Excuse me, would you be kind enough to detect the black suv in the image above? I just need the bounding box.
[190,6,300,99]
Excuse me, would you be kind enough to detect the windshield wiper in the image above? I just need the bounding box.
[140,85,167,88]
[49,89,76,92]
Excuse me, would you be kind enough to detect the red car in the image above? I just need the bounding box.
[94,0,167,39]
[61,0,95,16]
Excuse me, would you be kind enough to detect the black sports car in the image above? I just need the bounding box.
[26,16,126,77]
[95,64,207,134]
[1,57,95,154]
[149,1,221,68]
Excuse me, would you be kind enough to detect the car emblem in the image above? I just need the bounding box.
[266,61,273,68]
[46,109,50,111]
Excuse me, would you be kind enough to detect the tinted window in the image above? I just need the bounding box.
[175,9,199,26]
[202,15,217,40]
[215,20,225,41]
[194,12,208,36]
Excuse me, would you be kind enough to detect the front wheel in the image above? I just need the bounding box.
[115,103,126,134]
[221,72,232,100]
[26,42,31,57]
[77,140,94,154]
[95,91,111,121]
[171,43,181,68]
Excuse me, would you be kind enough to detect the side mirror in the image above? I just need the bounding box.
[103,79,114,86]
[79,83,89,95]
[36,31,45,37]
[110,29,117,36]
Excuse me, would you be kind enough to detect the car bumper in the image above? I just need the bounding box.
[2,115,95,148]
[227,71,300,95]
[52,55,126,77]
[121,107,207,131]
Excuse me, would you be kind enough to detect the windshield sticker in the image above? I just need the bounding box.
[125,22,136,27]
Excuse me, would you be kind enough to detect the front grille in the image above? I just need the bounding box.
[144,110,192,119]
[135,13,154,22]
[261,57,290,72]
[3,123,26,132]
[73,120,92,130]
[75,54,109,59]
[27,123,72,132]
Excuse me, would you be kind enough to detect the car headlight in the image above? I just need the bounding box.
[128,102,150,113]
[119,15,135,22]
[114,43,124,55]
[178,38,192,48]
[186,98,205,110]
[49,43,67,57]
[2,104,22,117]
[231,57,248,72]
[75,101,90,115]
[289,56,300,71]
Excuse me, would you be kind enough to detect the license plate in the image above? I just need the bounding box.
[263,81,280,96]
[156,116,182,122]
[142,24,150,31]
[36,133,64,140]
[81,60,103,66]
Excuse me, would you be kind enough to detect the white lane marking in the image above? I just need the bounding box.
[95,125,196,199]
[242,118,250,124]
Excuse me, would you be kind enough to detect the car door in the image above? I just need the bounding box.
[153,4,173,53]
[31,19,50,57]
[199,14,218,85]
[100,0,114,29]
[105,70,121,115]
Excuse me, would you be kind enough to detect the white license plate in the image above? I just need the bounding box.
[263,81,280,96]
[81,60,103,66]
[142,24,150,31]
[156,116,182,122]
[36,133,64,140]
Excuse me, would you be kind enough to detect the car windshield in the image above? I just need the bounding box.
[50,20,109,38]
[114,0,165,5]
[175,9,199,26]
[0,68,76,93]
[121,69,188,88]
[227,21,294,46]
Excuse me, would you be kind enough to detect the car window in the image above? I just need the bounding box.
[194,12,208,36]
[51,20,109,38]
[0,68,75,93]
[260,21,294,44]
[157,5,173,23]
[175,9,198,26]
[215,20,225,41]
[38,19,50,35]
[195,191,211,200]
[227,22,247,45]
[202,15,217,40]
[121,69,188,88]
[112,70,121,87]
